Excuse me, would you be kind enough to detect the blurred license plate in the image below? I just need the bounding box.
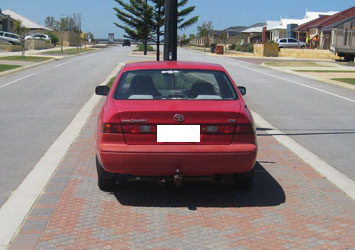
[157,125,200,142]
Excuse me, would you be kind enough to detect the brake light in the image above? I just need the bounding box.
[102,123,122,133]
[200,125,234,134]
[122,125,157,134]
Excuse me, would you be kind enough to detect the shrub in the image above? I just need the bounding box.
[137,44,154,51]
[229,44,236,50]
[48,32,58,46]
[235,43,253,53]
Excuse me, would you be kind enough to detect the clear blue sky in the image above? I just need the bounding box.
[1,0,353,39]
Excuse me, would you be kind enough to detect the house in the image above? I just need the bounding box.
[265,21,281,41]
[0,9,14,32]
[324,16,355,60]
[2,9,51,34]
[269,11,337,42]
[295,6,355,49]
[241,23,266,44]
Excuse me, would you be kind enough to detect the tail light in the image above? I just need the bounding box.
[235,124,254,134]
[122,125,157,134]
[102,123,122,133]
[200,125,234,134]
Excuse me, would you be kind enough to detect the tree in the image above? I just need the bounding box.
[197,21,213,51]
[44,16,56,30]
[13,20,29,56]
[219,32,227,45]
[113,0,153,55]
[113,0,198,60]
[150,0,198,60]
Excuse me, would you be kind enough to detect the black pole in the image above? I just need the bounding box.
[163,0,177,61]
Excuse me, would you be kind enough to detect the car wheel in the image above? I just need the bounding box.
[300,45,305,49]
[234,167,255,190]
[96,156,115,191]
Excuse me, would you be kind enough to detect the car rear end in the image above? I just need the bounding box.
[95,62,257,189]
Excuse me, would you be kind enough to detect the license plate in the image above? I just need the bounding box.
[157,125,200,142]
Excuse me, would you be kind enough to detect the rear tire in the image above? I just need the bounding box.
[234,167,255,190]
[96,156,115,192]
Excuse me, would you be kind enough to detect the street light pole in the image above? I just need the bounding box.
[163,0,177,61]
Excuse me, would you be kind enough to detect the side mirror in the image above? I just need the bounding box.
[238,86,246,96]
[95,86,110,96]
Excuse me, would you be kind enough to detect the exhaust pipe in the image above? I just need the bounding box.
[174,169,183,187]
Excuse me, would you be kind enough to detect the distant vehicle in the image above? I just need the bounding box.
[0,31,21,45]
[277,38,306,48]
[25,33,51,42]
[94,61,257,191]
[122,39,131,47]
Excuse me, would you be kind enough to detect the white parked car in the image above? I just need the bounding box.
[0,31,21,45]
[25,33,51,42]
[277,38,306,48]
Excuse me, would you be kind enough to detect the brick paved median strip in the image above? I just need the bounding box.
[8,102,355,249]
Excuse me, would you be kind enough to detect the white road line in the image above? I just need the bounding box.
[0,73,38,89]
[0,62,124,249]
[51,61,71,69]
[252,111,355,201]
[236,62,355,103]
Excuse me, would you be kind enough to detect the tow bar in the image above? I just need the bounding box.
[174,169,183,187]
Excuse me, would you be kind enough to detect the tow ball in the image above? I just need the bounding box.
[174,169,183,187]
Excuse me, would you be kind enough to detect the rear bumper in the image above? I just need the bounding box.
[98,144,257,176]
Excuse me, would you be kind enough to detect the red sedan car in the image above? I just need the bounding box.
[95,61,257,191]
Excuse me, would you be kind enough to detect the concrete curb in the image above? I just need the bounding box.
[0,48,100,77]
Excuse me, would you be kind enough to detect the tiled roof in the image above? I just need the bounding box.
[295,15,332,31]
[296,6,355,31]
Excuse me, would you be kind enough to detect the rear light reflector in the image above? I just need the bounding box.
[102,123,122,133]
[200,125,234,134]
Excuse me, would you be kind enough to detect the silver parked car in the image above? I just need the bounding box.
[0,31,21,45]
[277,38,306,48]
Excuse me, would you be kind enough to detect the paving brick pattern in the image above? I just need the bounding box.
[9,103,355,249]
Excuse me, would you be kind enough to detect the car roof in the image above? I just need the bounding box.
[123,61,225,71]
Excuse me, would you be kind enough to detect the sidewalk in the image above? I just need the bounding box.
[8,100,355,249]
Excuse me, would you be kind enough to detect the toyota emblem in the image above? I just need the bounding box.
[174,114,184,122]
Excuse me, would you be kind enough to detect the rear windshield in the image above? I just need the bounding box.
[114,69,237,100]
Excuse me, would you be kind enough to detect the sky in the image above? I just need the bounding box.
[1,0,354,39]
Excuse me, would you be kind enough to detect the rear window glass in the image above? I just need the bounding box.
[114,69,237,100]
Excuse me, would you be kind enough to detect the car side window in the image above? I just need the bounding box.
[279,39,287,43]
[4,33,11,38]
[289,39,298,43]
[0,32,4,36]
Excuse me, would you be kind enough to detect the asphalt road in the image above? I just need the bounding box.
[178,49,355,181]
[0,46,142,206]
[1,46,354,207]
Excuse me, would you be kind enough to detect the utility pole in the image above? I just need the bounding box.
[163,0,177,61]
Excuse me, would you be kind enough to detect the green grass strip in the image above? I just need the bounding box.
[0,56,52,62]
[265,62,331,67]
[294,70,355,73]
[42,48,95,55]
[106,77,116,88]
[0,64,22,72]
[331,78,355,85]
